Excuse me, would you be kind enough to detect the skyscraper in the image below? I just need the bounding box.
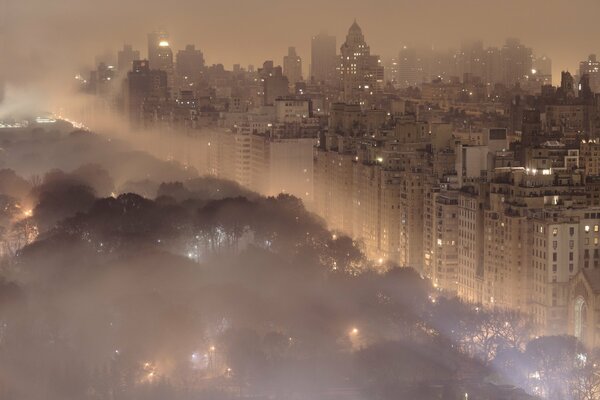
[147,31,174,96]
[338,20,384,102]
[283,46,302,85]
[117,44,140,73]
[310,32,336,83]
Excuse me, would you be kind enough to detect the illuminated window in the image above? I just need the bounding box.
[586,225,591,232]
[553,228,558,236]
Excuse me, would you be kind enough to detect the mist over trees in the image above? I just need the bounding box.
[0,128,593,400]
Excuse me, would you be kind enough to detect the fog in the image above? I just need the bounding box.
[3,0,600,94]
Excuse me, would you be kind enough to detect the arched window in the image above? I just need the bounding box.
[575,296,588,343]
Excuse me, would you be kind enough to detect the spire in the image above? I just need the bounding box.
[349,19,361,33]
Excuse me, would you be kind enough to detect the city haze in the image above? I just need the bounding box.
[3,0,600,89]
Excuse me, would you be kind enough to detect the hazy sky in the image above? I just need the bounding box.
[4,0,600,85]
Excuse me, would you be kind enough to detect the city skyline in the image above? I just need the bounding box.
[4,0,600,89]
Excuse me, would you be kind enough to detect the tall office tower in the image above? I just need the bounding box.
[501,38,533,87]
[579,54,600,93]
[397,46,420,88]
[176,44,205,89]
[338,20,384,102]
[311,32,336,83]
[283,47,303,85]
[117,44,140,74]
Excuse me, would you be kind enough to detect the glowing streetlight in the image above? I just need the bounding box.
[350,327,359,335]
